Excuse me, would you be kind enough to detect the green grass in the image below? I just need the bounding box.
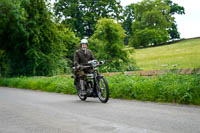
[0,76,76,94]
[130,38,200,70]
[0,74,200,105]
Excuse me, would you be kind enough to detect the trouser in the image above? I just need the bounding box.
[74,75,85,91]
[74,70,86,91]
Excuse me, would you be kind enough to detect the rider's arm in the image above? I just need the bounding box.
[74,51,80,66]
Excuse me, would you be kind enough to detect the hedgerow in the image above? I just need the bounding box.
[0,73,199,105]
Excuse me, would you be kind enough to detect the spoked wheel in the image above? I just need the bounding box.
[96,76,109,103]
[76,82,87,101]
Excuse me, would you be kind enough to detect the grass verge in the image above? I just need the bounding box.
[0,74,200,105]
[131,38,200,70]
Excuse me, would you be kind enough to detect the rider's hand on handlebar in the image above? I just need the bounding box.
[76,64,81,69]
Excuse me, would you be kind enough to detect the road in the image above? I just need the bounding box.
[0,87,200,133]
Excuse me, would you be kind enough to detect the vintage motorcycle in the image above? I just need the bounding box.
[72,60,109,103]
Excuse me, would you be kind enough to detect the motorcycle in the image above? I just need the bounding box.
[72,60,109,103]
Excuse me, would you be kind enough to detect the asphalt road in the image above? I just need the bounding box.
[0,87,200,133]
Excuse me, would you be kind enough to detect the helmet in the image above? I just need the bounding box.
[80,39,88,45]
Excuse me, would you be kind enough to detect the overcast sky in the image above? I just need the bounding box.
[121,0,200,38]
[51,0,200,39]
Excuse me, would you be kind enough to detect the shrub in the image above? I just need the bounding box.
[89,18,136,72]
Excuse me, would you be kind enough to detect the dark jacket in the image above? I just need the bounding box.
[74,49,95,66]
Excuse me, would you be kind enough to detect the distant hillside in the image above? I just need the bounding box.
[131,38,200,70]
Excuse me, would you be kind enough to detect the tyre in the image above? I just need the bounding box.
[75,82,87,101]
[96,76,109,103]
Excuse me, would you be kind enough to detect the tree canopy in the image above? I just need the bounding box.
[164,0,185,39]
[0,0,79,76]
[122,3,135,45]
[54,0,123,38]
[129,0,173,48]
[90,18,135,72]
[123,0,185,46]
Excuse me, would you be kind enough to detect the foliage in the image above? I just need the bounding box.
[57,24,80,67]
[0,0,28,76]
[123,4,135,35]
[130,28,169,48]
[122,4,135,45]
[89,18,136,72]
[128,0,185,48]
[0,50,6,75]
[108,73,200,105]
[122,4,136,46]
[54,0,123,38]
[0,76,76,94]
[164,0,185,39]
[0,0,78,76]
[129,0,173,48]
[22,0,69,76]
[0,73,200,105]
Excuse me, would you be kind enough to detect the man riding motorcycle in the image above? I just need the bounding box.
[73,39,95,95]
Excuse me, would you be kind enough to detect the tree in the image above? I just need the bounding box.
[164,0,185,39]
[122,4,135,45]
[129,0,173,48]
[0,0,29,76]
[0,0,78,76]
[54,0,123,38]
[90,18,135,72]
[124,0,184,46]
[57,24,80,67]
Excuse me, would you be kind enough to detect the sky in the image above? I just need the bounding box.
[51,0,200,39]
[121,0,200,38]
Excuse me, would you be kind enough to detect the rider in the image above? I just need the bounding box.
[73,38,95,95]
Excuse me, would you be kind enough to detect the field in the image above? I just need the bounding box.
[131,38,200,70]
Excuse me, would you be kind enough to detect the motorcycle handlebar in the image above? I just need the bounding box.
[73,61,105,70]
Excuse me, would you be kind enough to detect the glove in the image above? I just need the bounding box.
[76,65,80,69]
[77,64,83,70]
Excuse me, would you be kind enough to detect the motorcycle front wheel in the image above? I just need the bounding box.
[76,82,87,101]
[96,76,109,103]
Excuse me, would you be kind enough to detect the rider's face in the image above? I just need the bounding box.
[81,44,87,49]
